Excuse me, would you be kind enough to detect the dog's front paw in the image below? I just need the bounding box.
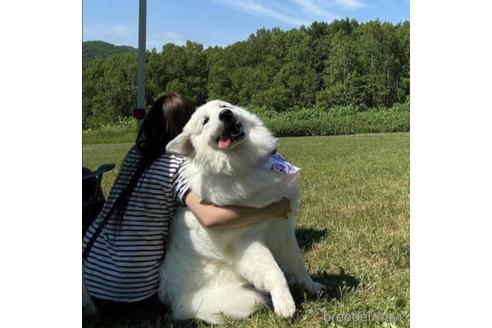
[272,291,296,318]
[305,280,325,296]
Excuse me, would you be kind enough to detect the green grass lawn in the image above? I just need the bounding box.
[82,132,409,328]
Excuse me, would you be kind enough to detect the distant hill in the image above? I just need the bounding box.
[83,41,137,68]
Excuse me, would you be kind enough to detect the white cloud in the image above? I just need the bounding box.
[83,24,186,50]
[147,31,186,49]
[334,0,366,10]
[210,0,367,27]
[210,0,311,26]
[290,0,337,20]
[291,0,365,17]
[83,24,137,46]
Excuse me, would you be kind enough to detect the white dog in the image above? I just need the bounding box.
[160,100,324,323]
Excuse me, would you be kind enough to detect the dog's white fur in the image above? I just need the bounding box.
[160,100,324,323]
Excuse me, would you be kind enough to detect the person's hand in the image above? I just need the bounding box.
[267,197,291,219]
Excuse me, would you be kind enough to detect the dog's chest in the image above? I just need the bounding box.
[189,167,297,207]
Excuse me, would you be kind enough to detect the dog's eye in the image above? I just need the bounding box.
[203,116,209,125]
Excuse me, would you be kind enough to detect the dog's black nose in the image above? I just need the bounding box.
[219,109,234,122]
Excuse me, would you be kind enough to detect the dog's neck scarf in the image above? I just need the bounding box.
[260,150,300,174]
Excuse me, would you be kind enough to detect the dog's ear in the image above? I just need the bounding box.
[166,132,194,156]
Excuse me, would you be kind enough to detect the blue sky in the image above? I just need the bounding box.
[83,0,409,49]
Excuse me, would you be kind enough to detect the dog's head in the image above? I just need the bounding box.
[166,100,277,175]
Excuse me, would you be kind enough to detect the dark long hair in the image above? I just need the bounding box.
[116,93,194,210]
[83,93,195,259]
[84,93,194,259]
[135,93,194,163]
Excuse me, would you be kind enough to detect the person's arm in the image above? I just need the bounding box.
[183,191,291,229]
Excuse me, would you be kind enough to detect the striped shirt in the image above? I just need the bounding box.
[82,148,190,303]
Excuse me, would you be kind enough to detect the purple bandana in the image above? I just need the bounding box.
[261,152,301,174]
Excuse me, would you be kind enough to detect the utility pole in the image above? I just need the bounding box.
[133,0,147,131]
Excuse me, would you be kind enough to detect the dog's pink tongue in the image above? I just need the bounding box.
[218,136,231,149]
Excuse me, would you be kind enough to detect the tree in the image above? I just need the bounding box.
[82,19,410,127]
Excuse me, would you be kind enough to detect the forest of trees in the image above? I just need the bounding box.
[83,19,410,129]
[83,41,137,68]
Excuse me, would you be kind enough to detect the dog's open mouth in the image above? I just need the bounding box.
[216,124,245,150]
